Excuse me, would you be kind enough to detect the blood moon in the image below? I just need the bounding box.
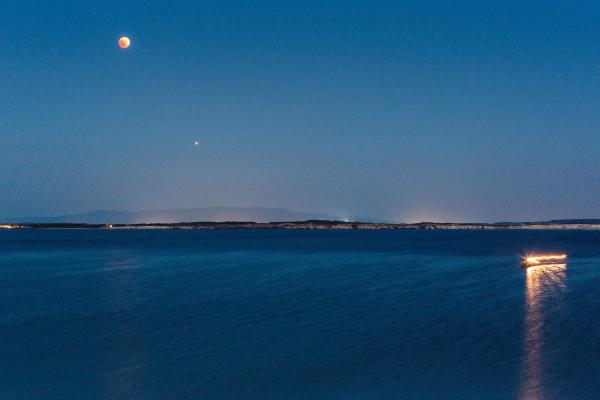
[118,37,131,49]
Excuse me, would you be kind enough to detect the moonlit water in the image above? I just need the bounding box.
[2,230,600,399]
[520,263,567,400]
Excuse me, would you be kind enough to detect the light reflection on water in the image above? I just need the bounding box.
[520,263,567,400]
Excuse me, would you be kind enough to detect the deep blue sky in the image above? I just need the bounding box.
[2,1,600,222]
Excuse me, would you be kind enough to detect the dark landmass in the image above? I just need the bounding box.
[3,220,600,230]
[0,207,342,224]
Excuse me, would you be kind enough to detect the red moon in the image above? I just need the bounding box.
[118,37,131,49]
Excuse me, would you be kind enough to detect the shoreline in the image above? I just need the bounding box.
[3,221,600,230]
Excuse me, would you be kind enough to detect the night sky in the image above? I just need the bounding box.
[3,1,600,222]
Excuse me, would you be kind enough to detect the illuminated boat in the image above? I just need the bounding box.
[523,254,567,268]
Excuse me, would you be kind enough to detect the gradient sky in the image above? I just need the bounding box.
[2,1,600,222]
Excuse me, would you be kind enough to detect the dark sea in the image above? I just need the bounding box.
[2,229,600,399]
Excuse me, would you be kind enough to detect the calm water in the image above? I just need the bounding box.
[2,230,600,399]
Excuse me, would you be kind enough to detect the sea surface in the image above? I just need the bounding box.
[2,229,600,399]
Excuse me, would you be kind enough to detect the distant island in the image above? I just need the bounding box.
[0,207,342,224]
[5,207,600,230]
[3,219,600,230]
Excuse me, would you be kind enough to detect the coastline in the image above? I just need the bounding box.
[3,221,600,230]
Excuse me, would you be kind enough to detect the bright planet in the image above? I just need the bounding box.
[118,36,131,49]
